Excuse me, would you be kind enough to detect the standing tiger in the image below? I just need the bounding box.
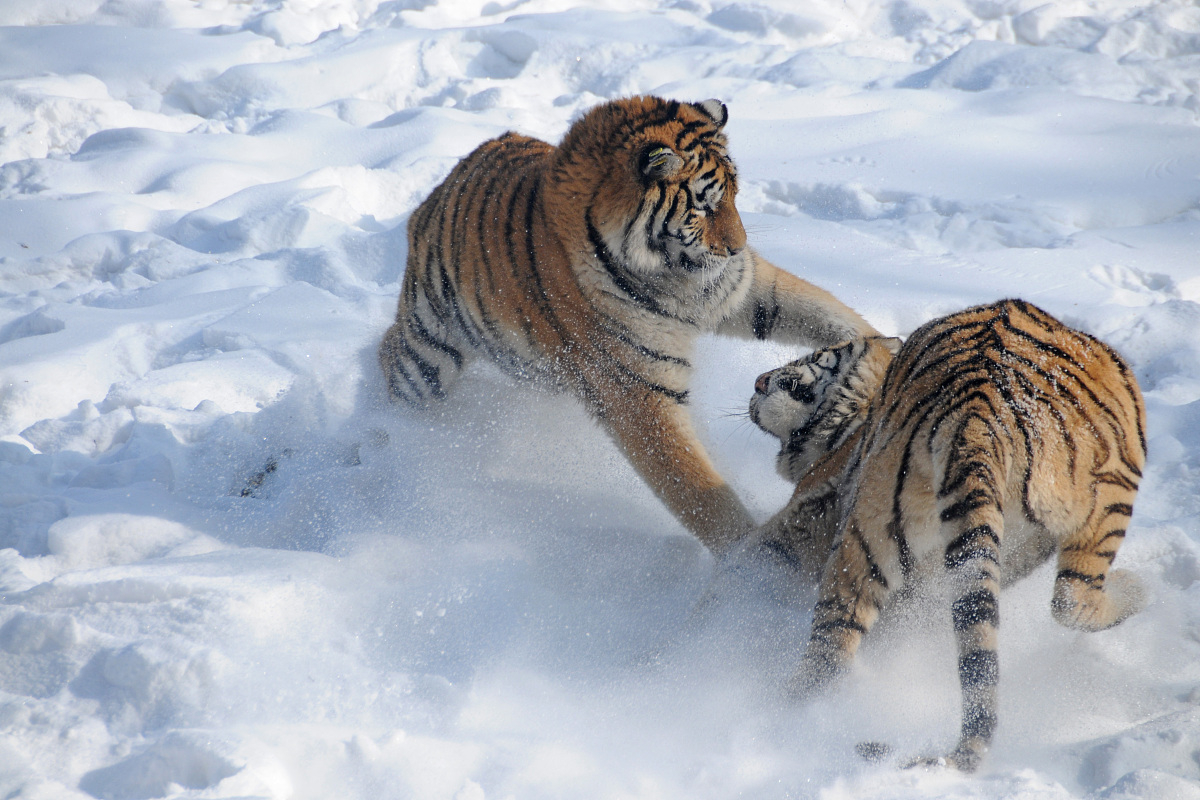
[379,96,878,552]
[748,299,1147,771]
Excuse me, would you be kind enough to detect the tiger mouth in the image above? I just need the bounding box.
[678,250,732,273]
[747,392,779,438]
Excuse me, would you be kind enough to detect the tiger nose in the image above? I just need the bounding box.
[754,372,771,394]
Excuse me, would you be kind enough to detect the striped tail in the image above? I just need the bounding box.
[930,409,1009,772]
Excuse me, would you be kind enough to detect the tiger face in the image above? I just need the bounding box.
[751,336,900,482]
[628,110,746,276]
[556,98,747,288]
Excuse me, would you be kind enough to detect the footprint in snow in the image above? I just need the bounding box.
[1089,263,1181,307]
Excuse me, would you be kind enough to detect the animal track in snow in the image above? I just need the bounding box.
[1090,263,1181,307]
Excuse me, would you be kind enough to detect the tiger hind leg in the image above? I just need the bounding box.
[1051,479,1146,632]
[378,292,467,407]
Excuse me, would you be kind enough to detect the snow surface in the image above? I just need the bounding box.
[1,0,1200,798]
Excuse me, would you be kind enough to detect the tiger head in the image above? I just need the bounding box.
[750,336,901,482]
[549,96,746,285]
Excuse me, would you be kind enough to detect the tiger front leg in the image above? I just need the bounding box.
[603,392,755,554]
[789,519,891,701]
[751,491,840,583]
[717,252,879,349]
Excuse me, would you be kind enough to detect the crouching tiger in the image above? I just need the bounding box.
[380,96,877,552]
[748,299,1147,771]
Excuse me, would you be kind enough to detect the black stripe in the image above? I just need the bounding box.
[940,489,995,522]
[445,154,489,349]
[752,298,778,340]
[1105,502,1134,517]
[1093,338,1147,454]
[1096,472,1140,492]
[895,320,991,386]
[885,519,914,580]
[407,313,463,370]
[952,589,999,631]
[813,618,868,636]
[945,524,1001,570]
[1056,569,1102,587]
[395,333,443,399]
[521,176,608,407]
[1013,372,1077,473]
[659,189,682,242]
[642,100,682,131]
[541,194,689,405]
[678,128,717,153]
[940,455,1001,499]
[598,315,691,366]
[382,346,424,401]
[760,539,806,573]
[503,172,538,332]
[958,650,999,689]
[999,327,1143,478]
[851,526,889,590]
[522,174,565,335]
[673,119,708,147]
[641,185,668,248]
[469,146,547,354]
[474,153,531,368]
[961,705,998,741]
[814,598,849,613]
[887,439,917,579]
[586,212,682,321]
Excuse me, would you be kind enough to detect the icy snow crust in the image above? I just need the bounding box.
[1,0,1199,797]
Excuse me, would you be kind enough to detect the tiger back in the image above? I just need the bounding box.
[749,299,1147,771]
[380,96,878,552]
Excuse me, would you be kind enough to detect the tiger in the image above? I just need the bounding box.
[379,96,879,553]
[747,299,1148,771]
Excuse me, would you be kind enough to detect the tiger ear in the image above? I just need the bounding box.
[879,336,903,355]
[639,144,683,178]
[695,98,728,128]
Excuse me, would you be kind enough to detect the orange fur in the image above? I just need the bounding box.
[750,300,1147,769]
[380,96,876,551]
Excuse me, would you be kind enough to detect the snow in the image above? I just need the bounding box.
[1,0,1199,797]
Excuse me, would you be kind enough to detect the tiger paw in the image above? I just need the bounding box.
[854,741,893,764]
[901,747,982,773]
[785,655,841,703]
[1107,568,1148,624]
